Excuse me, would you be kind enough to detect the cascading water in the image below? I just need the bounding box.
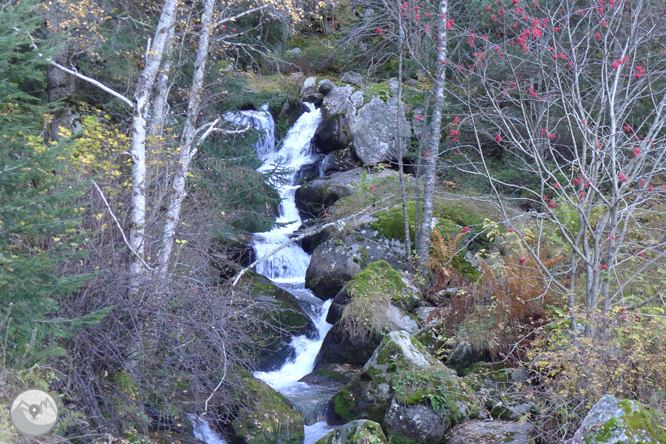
[191,104,337,444]
[251,103,337,443]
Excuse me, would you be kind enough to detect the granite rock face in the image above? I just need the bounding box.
[568,394,666,444]
[349,95,411,165]
[340,71,364,88]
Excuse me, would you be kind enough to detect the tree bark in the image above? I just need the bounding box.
[157,0,216,277]
[416,0,448,266]
[396,24,412,268]
[129,0,179,292]
[148,25,175,138]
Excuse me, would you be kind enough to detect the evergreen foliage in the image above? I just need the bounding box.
[0,0,108,366]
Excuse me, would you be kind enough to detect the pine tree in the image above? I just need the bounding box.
[0,0,108,365]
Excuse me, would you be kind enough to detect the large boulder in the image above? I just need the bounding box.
[321,149,359,176]
[341,71,364,88]
[314,419,387,444]
[445,420,534,444]
[295,168,362,219]
[313,86,354,154]
[231,375,304,444]
[349,94,411,165]
[245,272,317,371]
[568,394,666,444]
[305,218,412,302]
[314,321,382,369]
[326,331,478,444]
[305,237,362,300]
[326,260,420,325]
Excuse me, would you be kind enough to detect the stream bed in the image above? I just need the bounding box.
[193,103,340,444]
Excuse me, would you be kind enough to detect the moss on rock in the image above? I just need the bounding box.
[314,419,388,444]
[231,375,304,444]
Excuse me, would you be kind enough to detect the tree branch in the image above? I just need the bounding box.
[48,61,134,108]
[92,181,154,271]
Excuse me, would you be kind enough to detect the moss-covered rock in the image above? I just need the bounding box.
[314,419,388,444]
[300,364,361,385]
[326,261,419,325]
[295,168,362,219]
[230,376,304,444]
[569,395,666,444]
[326,331,478,443]
[244,271,317,371]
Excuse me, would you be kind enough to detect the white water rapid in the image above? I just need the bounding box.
[250,103,337,443]
[191,104,337,444]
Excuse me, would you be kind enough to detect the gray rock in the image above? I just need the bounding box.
[349,95,412,165]
[326,331,478,440]
[314,419,387,444]
[314,321,382,369]
[568,394,666,444]
[302,76,317,97]
[290,72,304,81]
[406,79,418,86]
[446,420,534,444]
[295,168,362,218]
[289,47,301,54]
[321,149,358,175]
[384,397,449,444]
[341,71,364,88]
[305,237,362,301]
[321,86,354,119]
[313,86,354,154]
[318,78,336,96]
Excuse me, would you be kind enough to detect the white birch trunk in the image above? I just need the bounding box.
[416,0,448,265]
[148,25,175,138]
[157,0,216,277]
[129,0,178,292]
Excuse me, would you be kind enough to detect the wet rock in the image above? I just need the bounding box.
[349,95,411,165]
[231,375,305,444]
[341,71,364,88]
[568,394,666,444]
[294,161,321,186]
[318,78,336,96]
[326,331,478,441]
[244,271,317,371]
[321,149,359,175]
[209,234,255,281]
[300,363,360,385]
[295,168,362,219]
[445,420,534,444]
[313,86,354,154]
[314,419,387,444]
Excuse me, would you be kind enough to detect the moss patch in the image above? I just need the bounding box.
[232,375,304,444]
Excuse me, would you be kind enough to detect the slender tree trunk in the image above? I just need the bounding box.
[129,0,179,292]
[157,0,215,277]
[396,24,412,268]
[416,0,448,266]
[148,25,175,138]
[414,94,430,247]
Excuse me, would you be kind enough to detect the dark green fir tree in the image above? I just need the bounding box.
[0,0,109,366]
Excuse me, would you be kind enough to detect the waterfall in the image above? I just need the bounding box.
[193,103,337,444]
